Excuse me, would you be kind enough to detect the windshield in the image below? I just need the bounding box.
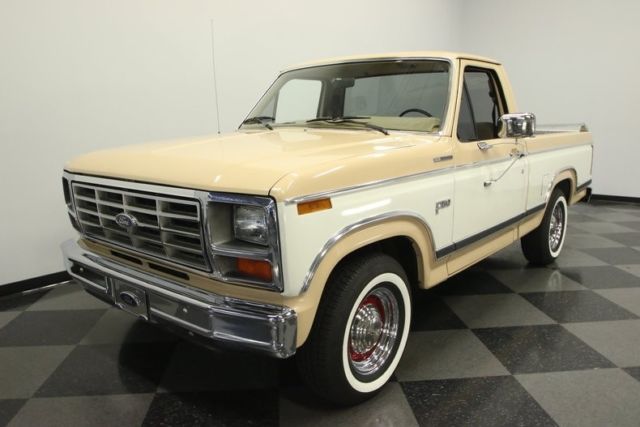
[241,59,450,133]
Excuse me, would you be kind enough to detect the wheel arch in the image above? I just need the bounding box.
[550,168,577,204]
[294,212,446,346]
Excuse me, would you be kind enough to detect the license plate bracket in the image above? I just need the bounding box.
[113,279,149,320]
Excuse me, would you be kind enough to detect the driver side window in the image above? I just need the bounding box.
[457,68,507,142]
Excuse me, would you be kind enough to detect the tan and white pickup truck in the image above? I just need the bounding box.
[61,51,593,404]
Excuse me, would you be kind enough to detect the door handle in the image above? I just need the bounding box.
[477,141,492,151]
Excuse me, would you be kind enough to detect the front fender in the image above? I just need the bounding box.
[283,214,447,346]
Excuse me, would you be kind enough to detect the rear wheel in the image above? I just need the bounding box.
[521,188,568,265]
[296,253,411,405]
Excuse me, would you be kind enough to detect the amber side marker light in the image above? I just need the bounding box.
[297,198,332,215]
[236,258,273,282]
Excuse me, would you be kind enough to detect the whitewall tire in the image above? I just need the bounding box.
[297,253,411,405]
[522,188,569,265]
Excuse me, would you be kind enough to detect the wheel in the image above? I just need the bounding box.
[296,253,412,405]
[521,188,568,265]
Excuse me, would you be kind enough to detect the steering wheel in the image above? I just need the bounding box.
[399,108,432,117]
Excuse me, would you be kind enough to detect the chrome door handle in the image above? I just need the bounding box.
[477,141,492,151]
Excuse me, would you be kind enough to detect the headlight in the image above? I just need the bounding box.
[204,193,283,292]
[234,205,268,245]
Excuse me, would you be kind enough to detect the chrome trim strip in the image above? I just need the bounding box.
[284,156,510,205]
[286,142,593,205]
[525,142,592,157]
[464,156,516,168]
[300,211,435,294]
[285,166,454,205]
[63,171,200,198]
[61,239,297,358]
[535,123,588,133]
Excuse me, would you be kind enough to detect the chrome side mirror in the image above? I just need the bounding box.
[498,113,536,138]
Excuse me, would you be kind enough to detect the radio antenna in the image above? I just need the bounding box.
[209,19,221,134]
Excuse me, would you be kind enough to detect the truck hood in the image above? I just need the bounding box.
[66,128,444,201]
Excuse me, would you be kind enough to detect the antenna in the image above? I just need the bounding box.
[209,19,221,134]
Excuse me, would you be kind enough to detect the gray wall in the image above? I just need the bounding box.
[0,0,461,285]
[457,0,640,199]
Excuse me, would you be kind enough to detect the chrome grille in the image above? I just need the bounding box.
[72,182,209,270]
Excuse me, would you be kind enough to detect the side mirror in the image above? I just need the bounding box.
[498,113,536,138]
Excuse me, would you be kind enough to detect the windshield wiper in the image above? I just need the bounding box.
[306,115,371,123]
[306,116,389,135]
[241,116,274,130]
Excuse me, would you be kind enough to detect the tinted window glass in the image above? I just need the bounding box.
[457,86,476,141]
[457,68,505,141]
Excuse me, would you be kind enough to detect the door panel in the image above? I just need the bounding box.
[451,61,527,244]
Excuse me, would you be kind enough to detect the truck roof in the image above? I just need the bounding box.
[282,51,500,72]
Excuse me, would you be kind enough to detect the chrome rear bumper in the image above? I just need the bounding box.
[60,239,297,358]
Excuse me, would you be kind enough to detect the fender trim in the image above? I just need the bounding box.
[299,211,435,294]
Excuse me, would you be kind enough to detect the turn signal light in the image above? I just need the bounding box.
[297,198,332,215]
[236,258,273,282]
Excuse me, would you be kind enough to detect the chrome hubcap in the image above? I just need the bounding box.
[349,287,399,376]
[549,201,565,252]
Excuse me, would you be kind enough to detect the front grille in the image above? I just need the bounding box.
[72,182,209,270]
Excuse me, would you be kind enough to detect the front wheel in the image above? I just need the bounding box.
[521,188,568,265]
[296,253,411,405]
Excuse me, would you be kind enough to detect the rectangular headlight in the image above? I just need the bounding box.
[204,193,283,292]
[234,205,268,245]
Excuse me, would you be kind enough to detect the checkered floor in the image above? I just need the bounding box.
[1,201,640,427]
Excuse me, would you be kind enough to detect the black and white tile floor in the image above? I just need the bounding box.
[1,201,640,426]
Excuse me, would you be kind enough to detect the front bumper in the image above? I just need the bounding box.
[61,239,297,358]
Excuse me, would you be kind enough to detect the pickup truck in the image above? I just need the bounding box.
[61,51,593,405]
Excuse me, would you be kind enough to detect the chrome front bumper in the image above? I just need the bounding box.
[60,239,297,358]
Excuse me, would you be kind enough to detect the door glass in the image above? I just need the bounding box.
[457,87,477,141]
[457,69,504,141]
